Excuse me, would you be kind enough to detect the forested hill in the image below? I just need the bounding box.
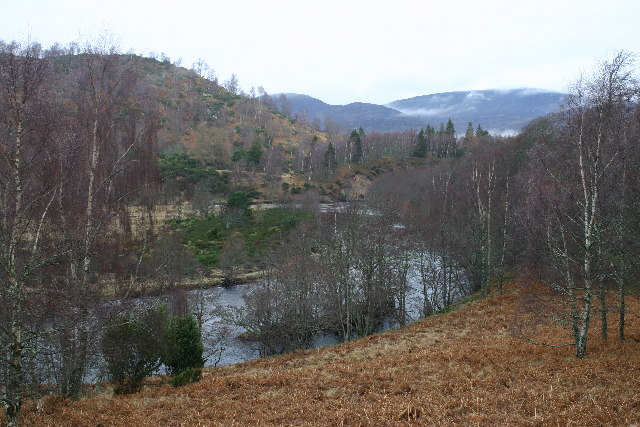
[282,89,563,134]
[388,89,563,134]
[103,56,328,167]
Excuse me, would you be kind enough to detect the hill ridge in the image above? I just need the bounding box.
[283,89,563,134]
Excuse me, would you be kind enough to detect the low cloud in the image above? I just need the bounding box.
[466,91,490,100]
[493,128,520,136]
[394,107,454,117]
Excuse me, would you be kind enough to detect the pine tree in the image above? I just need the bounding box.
[246,137,263,165]
[413,128,428,157]
[163,314,205,386]
[476,124,489,137]
[445,119,455,135]
[349,129,363,164]
[464,122,475,141]
[323,142,337,176]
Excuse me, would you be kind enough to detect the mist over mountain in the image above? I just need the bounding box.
[283,89,563,135]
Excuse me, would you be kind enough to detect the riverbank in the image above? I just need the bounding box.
[99,269,266,299]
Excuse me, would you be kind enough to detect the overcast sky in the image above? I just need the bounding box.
[2,0,639,105]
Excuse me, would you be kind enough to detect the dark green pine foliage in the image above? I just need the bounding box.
[225,191,253,224]
[160,152,207,188]
[349,128,364,164]
[246,136,263,164]
[445,119,455,135]
[323,142,337,175]
[232,146,245,162]
[163,315,205,387]
[464,122,475,141]
[413,128,428,158]
[476,123,490,137]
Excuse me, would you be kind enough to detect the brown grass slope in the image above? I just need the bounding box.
[21,283,640,426]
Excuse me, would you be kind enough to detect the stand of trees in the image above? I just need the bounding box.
[237,204,442,356]
[0,40,168,426]
[521,52,640,356]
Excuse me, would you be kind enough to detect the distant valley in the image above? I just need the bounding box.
[283,88,564,135]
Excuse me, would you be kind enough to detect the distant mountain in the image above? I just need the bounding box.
[388,89,564,134]
[283,94,417,133]
[283,89,564,135]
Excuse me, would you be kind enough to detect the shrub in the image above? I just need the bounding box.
[171,367,202,387]
[102,305,167,394]
[163,315,205,386]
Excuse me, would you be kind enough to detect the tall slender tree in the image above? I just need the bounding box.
[0,40,63,427]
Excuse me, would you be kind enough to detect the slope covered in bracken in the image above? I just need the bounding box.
[20,283,640,426]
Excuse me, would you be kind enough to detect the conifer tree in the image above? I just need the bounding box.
[445,119,455,135]
[476,124,489,137]
[413,128,428,157]
[323,142,337,176]
[349,129,363,165]
[464,122,475,141]
[246,137,263,165]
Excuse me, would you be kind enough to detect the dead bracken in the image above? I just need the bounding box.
[16,282,640,426]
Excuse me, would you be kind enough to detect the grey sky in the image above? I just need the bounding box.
[2,0,639,105]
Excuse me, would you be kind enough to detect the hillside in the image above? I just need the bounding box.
[284,89,563,134]
[130,57,328,162]
[20,282,640,426]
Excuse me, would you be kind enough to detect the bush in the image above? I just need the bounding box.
[102,305,167,394]
[206,226,222,240]
[163,315,205,386]
[171,367,202,387]
[102,308,207,393]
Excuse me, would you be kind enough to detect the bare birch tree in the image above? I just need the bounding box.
[0,40,64,427]
[528,51,638,358]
